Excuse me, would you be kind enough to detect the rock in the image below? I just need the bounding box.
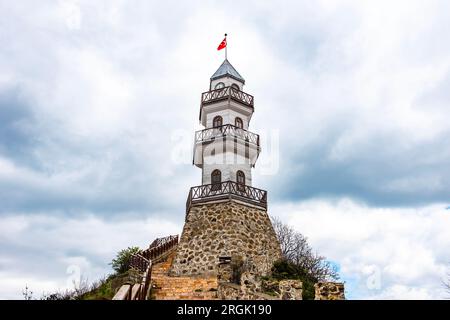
[279,280,302,300]
[314,282,345,300]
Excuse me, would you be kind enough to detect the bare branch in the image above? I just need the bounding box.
[271,216,339,281]
[444,270,450,297]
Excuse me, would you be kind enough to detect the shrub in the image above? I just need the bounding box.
[110,246,140,274]
[271,259,317,300]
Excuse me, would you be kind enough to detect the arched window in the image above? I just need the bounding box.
[231,83,240,91]
[211,169,222,191]
[215,82,225,90]
[236,170,245,191]
[235,117,243,129]
[213,115,223,128]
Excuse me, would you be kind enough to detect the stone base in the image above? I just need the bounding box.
[169,200,282,277]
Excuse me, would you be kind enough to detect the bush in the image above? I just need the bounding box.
[271,259,317,300]
[110,246,140,274]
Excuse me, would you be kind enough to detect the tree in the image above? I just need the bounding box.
[110,246,140,274]
[271,217,339,289]
[272,217,339,281]
[22,285,33,300]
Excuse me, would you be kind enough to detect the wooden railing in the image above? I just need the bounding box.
[112,235,179,300]
[195,124,260,146]
[186,180,267,215]
[201,86,254,109]
[141,235,179,261]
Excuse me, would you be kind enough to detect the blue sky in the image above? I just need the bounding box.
[1,0,450,299]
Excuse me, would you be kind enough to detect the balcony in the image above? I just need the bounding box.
[186,180,267,216]
[199,86,255,126]
[195,124,260,146]
[201,86,254,108]
[193,124,261,167]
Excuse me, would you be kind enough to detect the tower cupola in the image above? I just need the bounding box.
[210,59,245,91]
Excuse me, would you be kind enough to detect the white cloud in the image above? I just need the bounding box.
[1,0,450,299]
[0,213,181,299]
[272,199,450,299]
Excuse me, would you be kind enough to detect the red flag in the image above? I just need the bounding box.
[217,37,227,51]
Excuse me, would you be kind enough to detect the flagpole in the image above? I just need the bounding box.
[225,33,227,60]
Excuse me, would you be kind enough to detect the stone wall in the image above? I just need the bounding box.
[217,279,302,300]
[217,282,279,300]
[314,282,345,300]
[279,280,302,300]
[169,200,282,277]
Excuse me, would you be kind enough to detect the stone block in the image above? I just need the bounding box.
[279,280,302,300]
[314,282,345,300]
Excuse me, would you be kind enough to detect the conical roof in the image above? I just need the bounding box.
[210,59,245,83]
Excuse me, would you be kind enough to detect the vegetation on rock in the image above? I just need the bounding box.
[270,217,340,299]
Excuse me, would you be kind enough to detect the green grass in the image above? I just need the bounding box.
[78,275,117,300]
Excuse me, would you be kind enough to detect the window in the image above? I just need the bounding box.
[235,117,243,129]
[211,169,222,191]
[236,170,245,191]
[215,82,225,90]
[231,83,240,91]
[213,115,223,128]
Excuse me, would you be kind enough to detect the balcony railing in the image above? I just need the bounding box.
[186,180,267,215]
[195,124,260,146]
[201,86,254,108]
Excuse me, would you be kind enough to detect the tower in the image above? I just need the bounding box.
[170,59,281,277]
[194,59,260,187]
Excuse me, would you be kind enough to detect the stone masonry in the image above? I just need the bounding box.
[169,200,282,277]
[151,251,218,300]
[314,282,345,300]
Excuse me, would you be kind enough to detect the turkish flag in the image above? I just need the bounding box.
[217,37,227,50]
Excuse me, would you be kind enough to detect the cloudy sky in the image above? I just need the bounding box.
[1,0,450,299]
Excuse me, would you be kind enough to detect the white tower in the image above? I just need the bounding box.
[171,58,281,278]
[192,59,261,192]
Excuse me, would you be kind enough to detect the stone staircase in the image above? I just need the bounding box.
[150,252,218,300]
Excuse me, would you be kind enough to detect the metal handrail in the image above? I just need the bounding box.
[195,124,260,146]
[186,180,267,215]
[201,86,254,108]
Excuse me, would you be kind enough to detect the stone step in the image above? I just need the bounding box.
[149,249,218,300]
